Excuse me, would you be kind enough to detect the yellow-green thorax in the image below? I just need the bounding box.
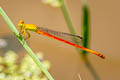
[18,20,38,32]
[24,24,38,31]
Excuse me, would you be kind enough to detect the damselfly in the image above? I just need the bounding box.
[18,20,105,59]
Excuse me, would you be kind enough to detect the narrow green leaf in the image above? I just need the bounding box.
[81,1,90,56]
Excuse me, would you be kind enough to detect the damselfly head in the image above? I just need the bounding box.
[18,20,24,27]
[19,20,24,24]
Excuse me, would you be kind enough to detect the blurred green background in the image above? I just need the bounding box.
[0,0,120,80]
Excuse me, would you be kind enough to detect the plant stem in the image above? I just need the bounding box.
[81,0,89,57]
[58,0,100,80]
[81,0,100,80]
[59,0,81,54]
[0,7,54,80]
[59,0,76,35]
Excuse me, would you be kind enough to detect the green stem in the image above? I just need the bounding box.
[0,7,54,80]
[59,0,80,53]
[58,0,100,80]
[81,0,100,80]
[81,0,89,56]
[59,0,76,35]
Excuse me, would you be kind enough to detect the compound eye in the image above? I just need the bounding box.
[19,20,24,24]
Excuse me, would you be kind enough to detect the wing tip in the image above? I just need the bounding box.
[78,36,83,39]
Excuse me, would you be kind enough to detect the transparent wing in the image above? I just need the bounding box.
[38,27,82,44]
